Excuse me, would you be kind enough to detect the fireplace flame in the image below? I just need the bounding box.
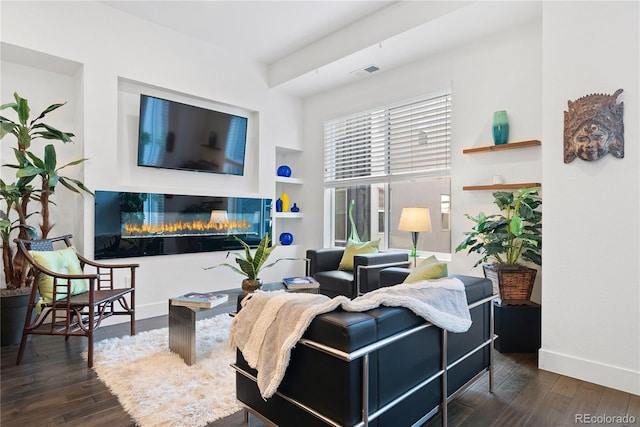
[123,219,252,236]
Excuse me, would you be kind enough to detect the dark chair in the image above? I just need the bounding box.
[306,248,409,298]
[15,235,137,368]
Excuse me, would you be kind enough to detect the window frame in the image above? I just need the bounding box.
[323,89,452,254]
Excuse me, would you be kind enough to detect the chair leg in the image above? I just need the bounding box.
[130,290,135,336]
[16,331,29,365]
[87,332,94,368]
[130,312,135,336]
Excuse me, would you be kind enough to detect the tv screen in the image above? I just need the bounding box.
[137,94,248,175]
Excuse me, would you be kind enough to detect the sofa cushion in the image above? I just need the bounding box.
[29,247,88,303]
[403,255,448,283]
[314,270,354,296]
[338,239,380,271]
[303,310,378,353]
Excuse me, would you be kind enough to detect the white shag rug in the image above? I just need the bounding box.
[88,313,241,427]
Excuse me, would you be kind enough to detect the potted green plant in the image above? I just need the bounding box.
[456,187,541,304]
[203,234,297,292]
[0,92,93,345]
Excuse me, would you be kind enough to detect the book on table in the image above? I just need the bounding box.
[170,292,228,309]
[283,276,320,290]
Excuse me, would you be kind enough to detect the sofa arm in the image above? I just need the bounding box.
[379,266,412,288]
[354,252,410,294]
[306,248,345,275]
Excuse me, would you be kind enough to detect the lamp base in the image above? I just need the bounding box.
[410,232,419,268]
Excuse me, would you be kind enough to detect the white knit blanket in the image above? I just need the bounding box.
[230,277,471,399]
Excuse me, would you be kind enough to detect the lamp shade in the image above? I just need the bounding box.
[398,207,432,232]
[210,210,229,224]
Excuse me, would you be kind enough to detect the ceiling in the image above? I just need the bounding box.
[102,1,542,98]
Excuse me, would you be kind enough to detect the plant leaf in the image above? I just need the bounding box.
[201,262,247,277]
[58,177,94,196]
[57,157,88,170]
[25,151,45,169]
[0,121,16,140]
[0,102,18,111]
[509,214,523,236]
[32,123,75,142]
[14,93,29,125]
[16,166,44,178]
[30,102,66,125]
[43,144,57,171]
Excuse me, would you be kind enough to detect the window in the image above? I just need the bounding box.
[324,90,451,254]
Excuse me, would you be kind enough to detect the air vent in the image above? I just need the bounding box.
[350,64,381,77]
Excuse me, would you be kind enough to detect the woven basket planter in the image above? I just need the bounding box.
[483,264,537,305]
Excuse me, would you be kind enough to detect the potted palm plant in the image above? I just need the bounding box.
[204,234,298,292]
[0,92,93,345]
[456,187,541,304]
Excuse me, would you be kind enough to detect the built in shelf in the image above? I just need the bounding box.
[463,183,542,191]
[273,212,304,219]
[275,176,304,185]
[463,139,541,154]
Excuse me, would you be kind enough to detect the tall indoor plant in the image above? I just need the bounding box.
[0,92,93,344]
[456,187,541,304]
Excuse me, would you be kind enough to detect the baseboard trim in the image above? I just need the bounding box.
[539,348,640,395]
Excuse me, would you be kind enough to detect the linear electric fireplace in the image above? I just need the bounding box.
[94,191,272,259]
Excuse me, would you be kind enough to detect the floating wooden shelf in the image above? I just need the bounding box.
[463,183,542,191]
[463,140,541,154]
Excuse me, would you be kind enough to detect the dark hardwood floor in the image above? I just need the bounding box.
[2,300,638,427]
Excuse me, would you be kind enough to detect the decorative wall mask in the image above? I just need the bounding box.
[564,89,624,163]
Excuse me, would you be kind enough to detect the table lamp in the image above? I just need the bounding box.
[398,207,432,267]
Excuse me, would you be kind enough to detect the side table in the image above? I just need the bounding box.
[493,300,541,353]
[168,303,209,366]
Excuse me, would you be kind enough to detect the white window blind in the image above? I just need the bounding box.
[323,90,451,187]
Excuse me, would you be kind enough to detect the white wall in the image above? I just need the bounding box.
[304,18,543,297]
[539,1,640,395]
[304,2,640,396]
[1,1,307,319]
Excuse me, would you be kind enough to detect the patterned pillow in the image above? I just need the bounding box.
[338,239,380,271]
[29,247,88,304]
[403,255,448,283]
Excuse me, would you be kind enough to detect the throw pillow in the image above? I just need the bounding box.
[338,239,380,271]
[403,255,448,283]
[30,246,89,304]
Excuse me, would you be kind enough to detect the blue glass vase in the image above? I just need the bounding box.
[275,198,283,212]
[276,165,292,177]
[492,110,509,145]
[279,232,294,245]
[290,203,300,212]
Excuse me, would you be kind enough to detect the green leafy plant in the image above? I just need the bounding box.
[203,234,297,280]
[0,92,93,289]
[456,187,542,267]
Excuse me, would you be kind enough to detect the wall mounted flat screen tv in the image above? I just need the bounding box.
[137,94,248,175]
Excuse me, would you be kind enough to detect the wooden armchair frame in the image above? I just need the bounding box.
[15,234,137,368]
